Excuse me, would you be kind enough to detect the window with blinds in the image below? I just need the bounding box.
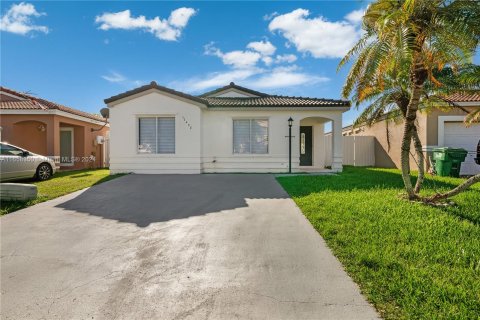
[138,117,175,154]
[233,119,268,154]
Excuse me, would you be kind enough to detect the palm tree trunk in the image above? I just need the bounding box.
[400,123,415,199]
[401,94,422,199]
[412,127,425,193]
[401,58,427,199]
[425,174,480,202]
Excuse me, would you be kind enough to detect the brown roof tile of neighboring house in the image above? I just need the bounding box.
[104,82,350,108]
[0,100,48,110]
[445,91,480,103]
[0,87,105,121]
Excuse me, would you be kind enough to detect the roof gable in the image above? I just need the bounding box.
[199,82,268,98]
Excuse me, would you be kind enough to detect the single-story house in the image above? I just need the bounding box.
[105,82,350,174]
[0,87,109,169]
[342,92,480,175]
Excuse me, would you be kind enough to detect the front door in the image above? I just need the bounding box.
[300,126,313,166]
[60,128,74,166]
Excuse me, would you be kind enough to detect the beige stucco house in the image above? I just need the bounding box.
[0,87,109,170]
[343,92,480,176]
[105,82,350,174]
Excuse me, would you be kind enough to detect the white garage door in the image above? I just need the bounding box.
[444,122,480,176]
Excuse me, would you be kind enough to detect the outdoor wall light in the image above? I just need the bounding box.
[288,117,293,173]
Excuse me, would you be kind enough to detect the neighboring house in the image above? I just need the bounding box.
[105,82,350,174]
[0,87,109,170]
[342,92,480,176]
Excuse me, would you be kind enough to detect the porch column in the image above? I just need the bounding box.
[46,117,60,158]
[332,116,343,172]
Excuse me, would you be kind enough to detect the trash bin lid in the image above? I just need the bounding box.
[446,148,467,152]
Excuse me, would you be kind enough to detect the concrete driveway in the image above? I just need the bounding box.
[1,174,378,320]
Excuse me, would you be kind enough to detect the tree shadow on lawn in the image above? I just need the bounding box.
[55,174,289,227]
[278,166,480,225]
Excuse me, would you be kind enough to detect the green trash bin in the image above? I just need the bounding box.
[447,148,468,177]
[432,148,452,176]
[432,147,468,177]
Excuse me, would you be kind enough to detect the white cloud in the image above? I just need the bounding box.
[0,2,49,35]
[173,68,262,92]
[173,63,328,93]
[102,71,126,83]
[269,8,361,58]
[275,54,297,63]
[262,56,273,66]
[345,8,365,24]
[204,43,261,69]
[247,40,276,56]
[247,68,328,89]
[102,71,145,87]
[222,50,262,69]
[95,7,196,41]
[182,38,324,92]
[263,12,279,21]
[168,7,196,28]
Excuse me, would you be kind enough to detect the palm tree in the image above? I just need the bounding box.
[348,68,426,192]
[340,0,480,200]
[349,64,480,194]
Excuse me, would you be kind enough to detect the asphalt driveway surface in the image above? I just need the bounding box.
[1,174,378,320]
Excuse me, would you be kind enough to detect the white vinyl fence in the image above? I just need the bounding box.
[325,135,375,167]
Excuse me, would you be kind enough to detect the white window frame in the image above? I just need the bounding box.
[232,118,269,155]
[137,115,176,155]
[59,127,74,166]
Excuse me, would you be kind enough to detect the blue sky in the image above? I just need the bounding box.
[1,1,478,126]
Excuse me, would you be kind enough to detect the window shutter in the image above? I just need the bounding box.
[233,120,251,154]
[139,118,156,153]
[251,120,268,154]
[157,117,175,154]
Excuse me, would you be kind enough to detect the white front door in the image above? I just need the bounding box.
[444,122,480,176]
[60,128,74,166]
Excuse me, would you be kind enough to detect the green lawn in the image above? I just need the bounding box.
[277,167,480,320]
[1,169,124,215]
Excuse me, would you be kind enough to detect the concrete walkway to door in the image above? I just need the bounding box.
[1,174,379,320]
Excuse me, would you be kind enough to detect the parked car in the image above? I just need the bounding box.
[0,142,57,182]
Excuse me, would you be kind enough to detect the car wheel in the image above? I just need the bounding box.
[36,163,52,181]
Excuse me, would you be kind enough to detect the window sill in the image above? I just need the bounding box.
[232,153,271,157]
[136,153,176,156]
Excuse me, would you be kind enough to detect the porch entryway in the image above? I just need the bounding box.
[298,116,343,172]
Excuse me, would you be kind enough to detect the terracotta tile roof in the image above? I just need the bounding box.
[445,91,480,103]
[105,81,350,108]
[1,100,48,110]
[203,96,349,108]
[0,87,105,121]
